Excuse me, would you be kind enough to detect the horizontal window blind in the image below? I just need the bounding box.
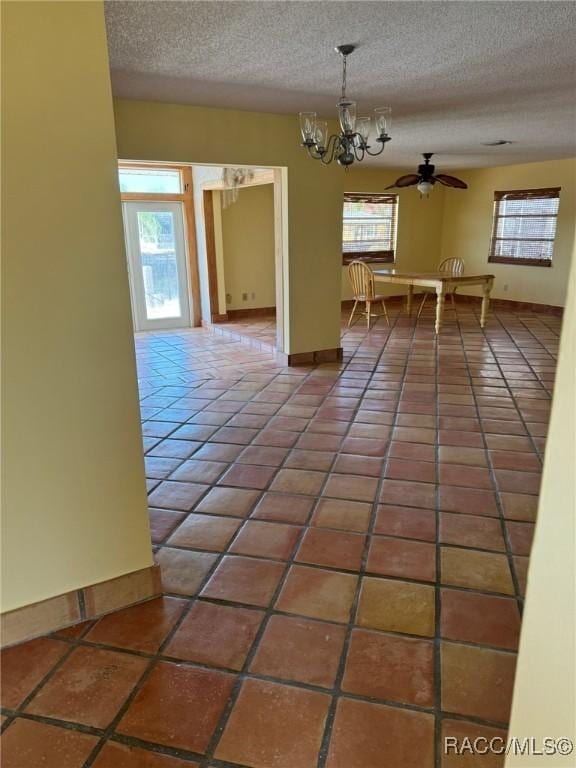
[489,187,561,267]
[342,193,398,265]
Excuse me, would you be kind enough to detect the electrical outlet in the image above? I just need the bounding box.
[251,292,256,300]
[226,293,232,304]
[503,284,509,292]
[242,292,248,301]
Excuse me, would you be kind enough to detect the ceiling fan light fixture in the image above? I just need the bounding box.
[385,154,468,194]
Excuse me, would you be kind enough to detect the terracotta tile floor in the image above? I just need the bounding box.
[1,301,561,767]
[211,316,278,352]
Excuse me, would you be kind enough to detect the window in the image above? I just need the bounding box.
[118,167,182,194]
[342,193,398,264]
[488,187,561,267]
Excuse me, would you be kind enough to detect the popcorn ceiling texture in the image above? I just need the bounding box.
[105,0,576,168]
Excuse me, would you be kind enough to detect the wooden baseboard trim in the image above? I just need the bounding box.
[342,295,563,315]
[226,307,276,319]
[276,346,344,367]
[455,294,563,315]
[1,564,161,648]
[210,313,229,323]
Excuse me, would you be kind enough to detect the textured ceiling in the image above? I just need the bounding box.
[105,1,576,168]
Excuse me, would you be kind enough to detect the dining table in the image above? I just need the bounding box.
[372,268,495,334]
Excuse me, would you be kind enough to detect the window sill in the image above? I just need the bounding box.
[343,253,395,266]
[488,257,552,267]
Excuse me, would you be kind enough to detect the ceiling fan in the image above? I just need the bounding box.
[386,153,468,196]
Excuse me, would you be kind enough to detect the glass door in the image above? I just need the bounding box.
[122,201,191,331]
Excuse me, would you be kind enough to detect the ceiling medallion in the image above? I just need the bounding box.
[299,44,391,168]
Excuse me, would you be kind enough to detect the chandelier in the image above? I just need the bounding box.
[221,167,255,208]
[299,45,392,167]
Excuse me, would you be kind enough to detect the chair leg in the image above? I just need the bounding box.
[381,299,390,326]
[347,299,358,327]
[417,292,428,319]
[366,300,371,330]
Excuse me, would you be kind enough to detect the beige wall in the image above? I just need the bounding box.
[341,168,446,299]
[114,100,344,354]
[505,251,576,765]
[440,158,576,306]
[114,97,576,330]
[221,184,276,310]
[343,158,576,307]
[1,1,152,611]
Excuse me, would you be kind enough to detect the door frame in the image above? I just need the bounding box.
[202,168,286,353]
[119,163,202,327]
[123,200,192,331]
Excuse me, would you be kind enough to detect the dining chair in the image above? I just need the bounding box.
[347,260,390,329]
[417,257,465,318]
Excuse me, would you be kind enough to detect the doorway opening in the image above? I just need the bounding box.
[119,162,286,355]
[123,200,191,331]
[199,167,282,352]
[119,163,201,332]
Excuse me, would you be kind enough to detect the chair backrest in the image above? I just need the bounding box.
[439,257,465,276]
[348,260,376,300]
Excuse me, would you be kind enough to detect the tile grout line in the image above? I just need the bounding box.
[481,315,551,461]
[455,312,524,614]
[316,307,419,768]
[200,312,400,768]
[3,309,553,768]
[120,319,377,767]
[472,315,543,609]
[433,309,443,768]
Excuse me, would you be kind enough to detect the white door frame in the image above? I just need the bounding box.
[122,201,191,331]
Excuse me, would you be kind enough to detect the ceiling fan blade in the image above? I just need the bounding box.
[385,174,420,189]
[434,174,468,189]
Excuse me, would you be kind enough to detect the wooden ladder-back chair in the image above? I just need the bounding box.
[347,260,390,329]
[417,257,465,318]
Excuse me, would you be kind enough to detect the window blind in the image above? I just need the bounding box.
[342,193,398,265]
[488,187,561,267]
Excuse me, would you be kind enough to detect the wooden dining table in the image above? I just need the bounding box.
[372,269,495,334]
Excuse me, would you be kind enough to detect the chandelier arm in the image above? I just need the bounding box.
[319,133,341,164]
[353,144,362,161]
[306,144,325,161]
[364,142,388,157]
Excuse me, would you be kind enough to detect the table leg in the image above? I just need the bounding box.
[480,279,494,328]
[406,285,413,316]
[435,285,445,334]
